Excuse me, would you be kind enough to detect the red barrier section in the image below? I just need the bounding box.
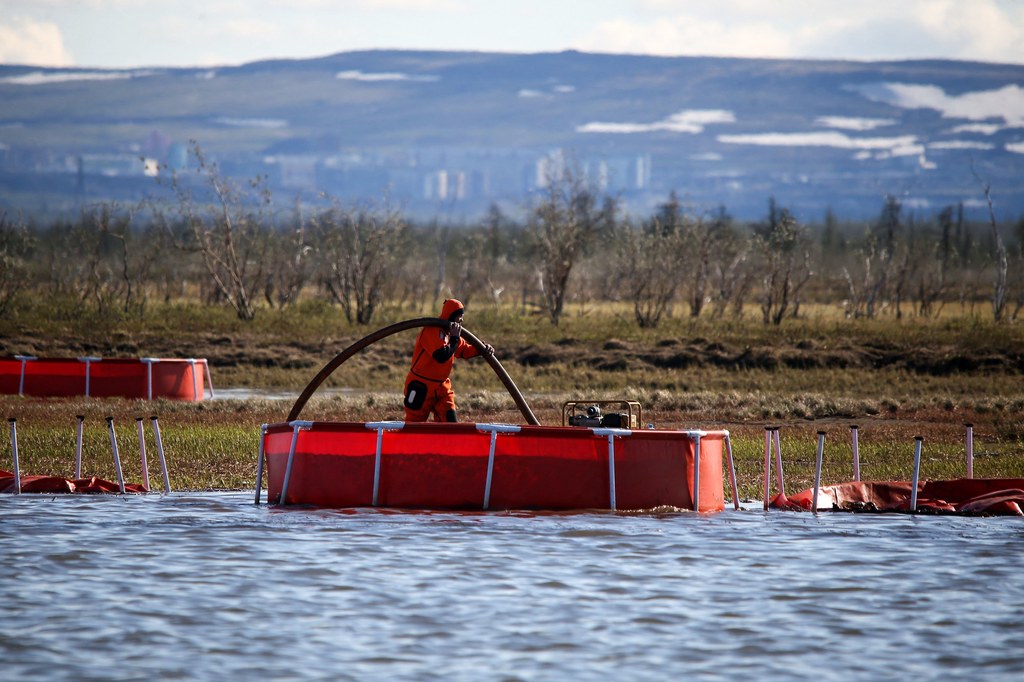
[0,469,148,494]
[0,357,209,400]
[774,478,1024,515]
[264,422,725,512]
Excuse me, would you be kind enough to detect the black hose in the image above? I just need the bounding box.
[286,318,540,425]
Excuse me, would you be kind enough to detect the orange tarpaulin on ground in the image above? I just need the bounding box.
[771,478,1024,515]
[0,469,148,494]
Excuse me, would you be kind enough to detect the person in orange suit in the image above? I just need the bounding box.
[403,298,493,422]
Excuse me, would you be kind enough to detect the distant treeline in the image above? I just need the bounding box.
[2,151,1022,327]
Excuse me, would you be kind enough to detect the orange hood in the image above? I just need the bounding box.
[441,298,465,321]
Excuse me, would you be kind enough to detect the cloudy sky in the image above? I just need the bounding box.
[2,0,1023,69]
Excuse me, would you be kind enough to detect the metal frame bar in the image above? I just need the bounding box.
[763,427,772,511]
[812,431,826,514]
[693,433,702,512]
[476,423,521,510]
[203,359,215,400]
[772,427,786,496]
[135,417,150,492]
[965,423,974,479]
[15,355,36,397]
[593,427,632,511]
[151,416,171,494]
[106,416,126,494]
[910,436,923,512]
[254,424,267,504]
[724,432,740,511]
[850,424,861,481]
[8,418,20,494]
[140,358,157,401]
[79,356,101,397]
[279,421,314,506]
[74,415,85,479]
[366,421,404,507]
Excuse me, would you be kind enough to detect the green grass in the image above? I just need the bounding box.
[2,298,1023,495]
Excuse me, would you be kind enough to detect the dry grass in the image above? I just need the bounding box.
[2,300,1023,495]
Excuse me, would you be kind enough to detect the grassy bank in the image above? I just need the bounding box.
[2,392,1021,501]
[2,300,1023,498]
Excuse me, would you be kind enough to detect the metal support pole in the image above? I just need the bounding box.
[189,359,199,401]
[812,431,826,515]
[254,424,267,505]
[279,423,305,506]
[772,427,786,496]
[851,424,861,482]
[365,422,403,508]
[135,417,150,492]
[106,416,126,494]
[607,433,617,511]
[74,415,85,479]
[141,358,156,400]
[724,432,740,511]
[763,427,772,511]
[15,355,36,397]
[692,433,702,512]
[477,423,520,510]
[484,429,499,510]
[909,436,923,512]
[203,359,215,400]
[965,423,974,479]
[8,418,20,494]
[372,426,385,507]
[150,416,171,495]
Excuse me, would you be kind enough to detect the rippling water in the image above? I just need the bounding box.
[1,493,1022,681]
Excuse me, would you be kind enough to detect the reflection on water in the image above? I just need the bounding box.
[1,493,1022,681]
[212,387,365,401]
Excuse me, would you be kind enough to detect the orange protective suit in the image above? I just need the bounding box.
[403,299,481,422]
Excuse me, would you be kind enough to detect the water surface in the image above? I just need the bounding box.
[1,493,1021,680]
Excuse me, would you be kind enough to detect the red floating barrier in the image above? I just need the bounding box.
[261,421,727,512]
[0,356,212,401]
[0,469,147,495]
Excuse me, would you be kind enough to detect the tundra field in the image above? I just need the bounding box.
[2,301,1022,500]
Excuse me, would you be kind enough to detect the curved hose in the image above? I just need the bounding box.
[286,317,540,425]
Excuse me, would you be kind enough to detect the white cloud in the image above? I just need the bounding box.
[949,123,1003,135]
[0,70,135,85]
[928,140,995,150]
[718,130,924,157]
[577,109,735,134]
[214,117,289,128]
[0,17,74,66]
[576,16,793,58]
[857,83,1024,127]
[816,116,896,131]
[1007,142,1024,154]
[336,69,439,82]
[578,0,1024,63]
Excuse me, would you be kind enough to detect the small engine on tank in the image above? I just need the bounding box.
[562,400,642,429]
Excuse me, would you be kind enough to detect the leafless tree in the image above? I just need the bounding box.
[264,198,313,309]
[155,142,273,321]
[974,174,1009,322]
[0,212,33,317]
[706,207,753,318]
[527,158,616,326]
[317,198,408,325]
[86,202,157,317]
[754,201,812,325]
[617,217,682,328]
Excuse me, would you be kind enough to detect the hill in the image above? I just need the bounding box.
[2,50,1023,222]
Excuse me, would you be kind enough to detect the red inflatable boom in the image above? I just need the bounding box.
[0,356,212,401]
